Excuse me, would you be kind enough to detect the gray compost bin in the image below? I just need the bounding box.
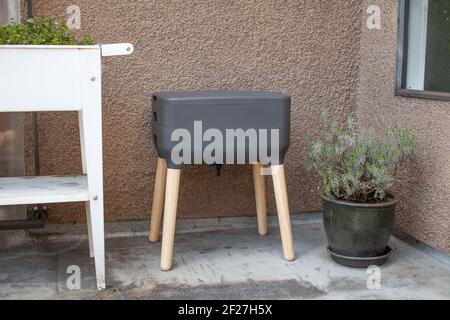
[151,91,291,169]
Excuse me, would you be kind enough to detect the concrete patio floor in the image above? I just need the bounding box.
[0,213,449,300]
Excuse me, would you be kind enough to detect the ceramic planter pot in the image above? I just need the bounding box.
[322,195,398,268]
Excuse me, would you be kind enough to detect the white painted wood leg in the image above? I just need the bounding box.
[79,111,94,258]
[81,107,105,289]
[160,168,181,271]
[149,158,167,243]
[85,202,94,258]
[80,50,105,290]
[271,164,295,261]
[252,163,268,236]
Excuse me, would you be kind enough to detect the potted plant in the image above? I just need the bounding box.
[0,16,93,45]
[305,111,425,267]
[0,16,133,111]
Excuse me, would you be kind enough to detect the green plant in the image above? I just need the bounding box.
[305,110,425,203]
[0,16,93,45]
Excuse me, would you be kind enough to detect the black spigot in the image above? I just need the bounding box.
[208,164,223,177]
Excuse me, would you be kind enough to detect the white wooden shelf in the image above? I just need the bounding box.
[0,43,133,290]
[0,175,89,206]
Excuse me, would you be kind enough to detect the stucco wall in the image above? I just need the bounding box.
[25,0,362,222]
[357,0,450,254]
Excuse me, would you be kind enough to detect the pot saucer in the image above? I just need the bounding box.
[327,246,392,268]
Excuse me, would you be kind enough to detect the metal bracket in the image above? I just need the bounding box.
[0,206,47,230]
[100,43,134,57]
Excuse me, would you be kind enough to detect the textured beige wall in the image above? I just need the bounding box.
[26,0,362,222]
[357,0,450,254]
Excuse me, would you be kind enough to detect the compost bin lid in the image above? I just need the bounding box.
[153,90,290,105]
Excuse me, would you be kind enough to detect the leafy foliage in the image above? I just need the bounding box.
[0,16,93,45]
[305,110,425,203]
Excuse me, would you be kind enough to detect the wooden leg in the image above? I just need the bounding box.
[85,203,94,258]
[79,52,105,290]
[271,164,295,261]
[149,158,167,242]
[87,196,105,290]
[81,106,106,289]
[79,111,94,258]
[160,168,181,271]
[252,163,268,236]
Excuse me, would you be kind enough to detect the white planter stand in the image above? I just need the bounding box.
[0,43,134,290]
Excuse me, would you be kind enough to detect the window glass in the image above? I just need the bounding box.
[424,0,450,92]
[403,0,450,94]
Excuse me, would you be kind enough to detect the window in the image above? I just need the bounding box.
[396,0,450,100]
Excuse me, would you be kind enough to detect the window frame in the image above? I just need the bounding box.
[395,0,450,101]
